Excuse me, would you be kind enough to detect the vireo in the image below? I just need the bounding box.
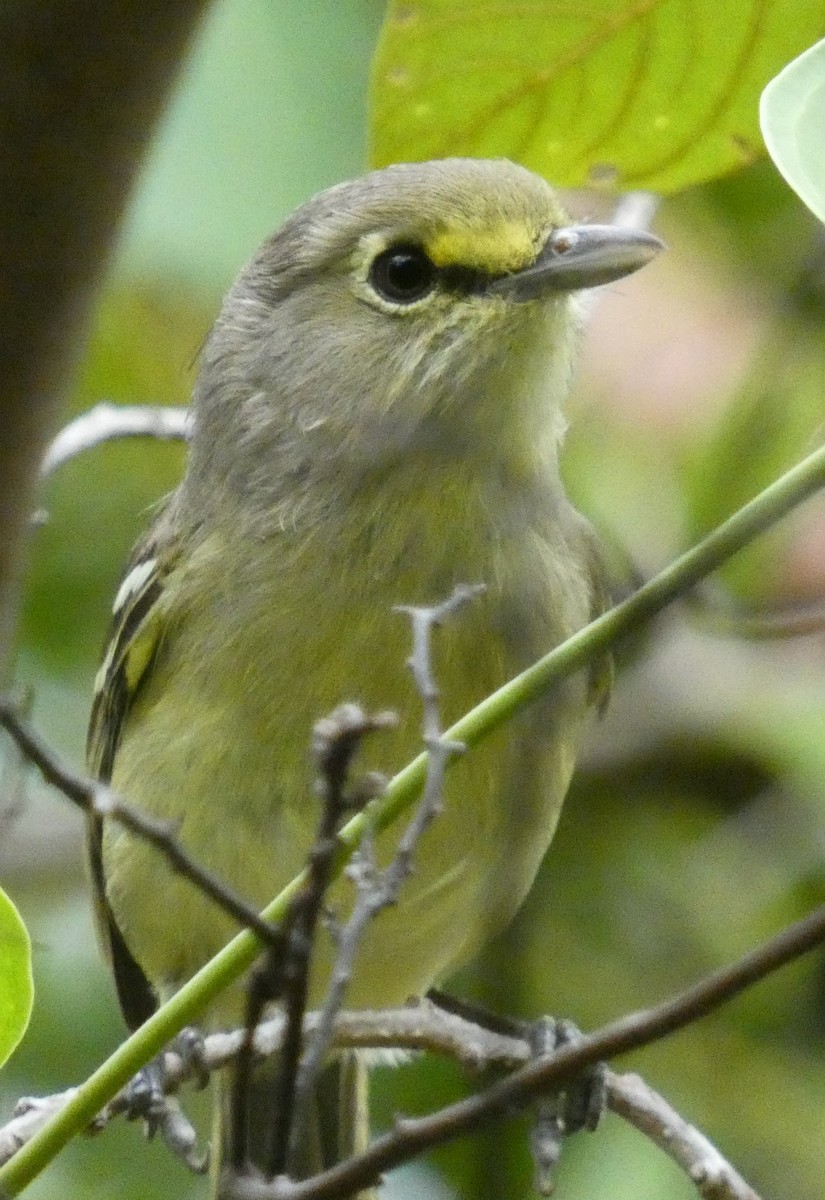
[87,157,660,1189]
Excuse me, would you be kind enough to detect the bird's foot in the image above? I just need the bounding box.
[166,1025,210,1090]
[122,1031,209,1174]
[426,992,606,1194]
[528,1017,607,1196]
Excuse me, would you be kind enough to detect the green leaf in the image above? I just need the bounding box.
[0,886,33,1068]
[370,1,825,193]
[761,36,825,223]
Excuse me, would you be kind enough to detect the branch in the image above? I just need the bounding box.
[0,1007,761,1200]
[608,1073,760,1200]
[226,902,825,1200]
[260,705,393,1177]
[40,403,189,478]
[284,589,480,1172]
[4,443,825,1194]
[13,887,818,1195]
[0,697,279,949]
[0,0,208,678]
[0,1003,524,1167]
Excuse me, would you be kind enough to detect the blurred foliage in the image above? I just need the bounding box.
[761,35,825,225]
[3,3,825,1200]
[119,0,385,291]
[371,0,825,192]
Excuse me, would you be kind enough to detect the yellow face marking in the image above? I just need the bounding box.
[425,219,542,276]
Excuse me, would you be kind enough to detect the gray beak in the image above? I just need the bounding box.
[491,224,664,300]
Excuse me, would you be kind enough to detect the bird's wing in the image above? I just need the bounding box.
[87,515,181,1029]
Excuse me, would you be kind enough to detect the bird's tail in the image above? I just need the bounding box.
[209,1051,375,1197]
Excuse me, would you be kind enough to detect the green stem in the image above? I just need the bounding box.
[4,440,825,1194]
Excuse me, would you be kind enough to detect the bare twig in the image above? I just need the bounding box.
[0,1093,80,1168]
[39,403,189,477]
[0,696,278,947]
[192,1001,528,1086]
[9,440,825,1192]
[608,1073,760,1200]
[396,585,486,742]
[381,585,484,889]
[283,833,374,1174]
[230,925,293,1174]
[0,1003,524,1167]
[528,1017,565,1194]
[0,687,33,828]
[261,705,393,1179]
[285,590,482,1171]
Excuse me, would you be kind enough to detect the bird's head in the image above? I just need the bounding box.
[189,159,661,507]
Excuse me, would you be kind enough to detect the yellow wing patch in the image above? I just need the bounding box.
[122,606,165,692]
[87,549,171,782]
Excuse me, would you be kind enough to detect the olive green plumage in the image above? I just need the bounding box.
[87,157,660,1190]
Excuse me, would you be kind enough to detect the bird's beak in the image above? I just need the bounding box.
[491,224,664,300]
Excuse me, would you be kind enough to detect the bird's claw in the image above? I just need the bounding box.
[528,1017,607,1195]
[123,1061,166,1132]
[166,1026,210,1090]
[123,1033,209,1173]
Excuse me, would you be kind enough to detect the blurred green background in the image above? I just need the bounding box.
[3,2,825,1198]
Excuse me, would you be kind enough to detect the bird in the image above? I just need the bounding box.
[86,156,661,1192]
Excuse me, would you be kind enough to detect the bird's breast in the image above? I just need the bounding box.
[106,460,596,1012]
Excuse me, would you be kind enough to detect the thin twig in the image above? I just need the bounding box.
[284,833,378,1174]
[0,697,278,947]
[40,403,189,477]
[285,589,482,1171]
[608,1073,760,1200]
[528,1017,565,1194]
[229,925,293,1173]
[381,586,484,893]
[0,1000,527,1169]
[0,687,33,829]
[267,705,392,1179]
[0,1094,80,1169]
[396,585,486,741]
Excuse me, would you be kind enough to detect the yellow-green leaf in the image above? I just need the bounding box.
[0,886,33,1068]
[761,36,825,223]
[370,0,825,194]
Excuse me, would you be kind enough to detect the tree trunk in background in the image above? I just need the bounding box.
[0,0,211,677]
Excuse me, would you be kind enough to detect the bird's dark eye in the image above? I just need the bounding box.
[368,245,438,304]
